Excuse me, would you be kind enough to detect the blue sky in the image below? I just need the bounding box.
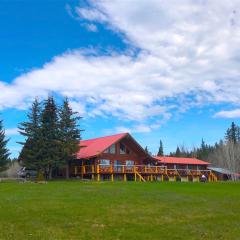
[1,0,240,158]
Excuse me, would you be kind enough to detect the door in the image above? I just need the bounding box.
[114,160,122,172]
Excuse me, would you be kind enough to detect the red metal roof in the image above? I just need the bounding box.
[154,156,210,165]
[77,133,128,159]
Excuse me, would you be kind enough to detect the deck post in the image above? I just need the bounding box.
[134,166,137,182]
[91,164,94,180]
[81,161,84,179]
[161,175,164,182]
[124,174,127,182]
[111,174,114,182]
[150,174,153,181]
[97,164,100,182]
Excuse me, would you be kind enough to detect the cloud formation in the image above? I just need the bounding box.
[1,0,240,133]
[214,109,240,118]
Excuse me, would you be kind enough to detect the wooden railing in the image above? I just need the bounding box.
[77,164,212,176]
[72,164,217,181]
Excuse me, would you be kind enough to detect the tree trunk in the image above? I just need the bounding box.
[49,168,52,180]
[66,161,70,179]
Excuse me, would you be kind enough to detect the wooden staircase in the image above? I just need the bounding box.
[135,171,146,182]
[209,171,218,182]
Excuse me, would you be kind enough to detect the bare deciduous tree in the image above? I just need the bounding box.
[208,142,240,181]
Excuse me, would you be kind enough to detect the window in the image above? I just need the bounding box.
[176,164,185,169]
[120,143,126,154]
[188,165,197,170]
[198,165,205,170]
[103,144,116,154]
[100,159,110,166]
[114,160,122,172]
[109,144,116,154]
[126,160,134,170]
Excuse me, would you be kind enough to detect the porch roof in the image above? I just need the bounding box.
[154,156,210,165]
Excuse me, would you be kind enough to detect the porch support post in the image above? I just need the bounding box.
[124,174,127,182]
[111,174,114,182]
[81,161,84,180]
[97,164,100,182]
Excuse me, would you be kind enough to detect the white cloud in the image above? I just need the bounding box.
[5,128,19,136]
[1,1,240,129]
[75,7,107,22]
[214,109,240,118]
[81,23,98,32]
[116,124,151,134]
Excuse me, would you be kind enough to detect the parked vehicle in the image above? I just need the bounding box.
[17,167,37,179]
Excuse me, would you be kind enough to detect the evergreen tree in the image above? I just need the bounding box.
[157,140,164,156]
[225,122,240,143]
[175,146,181,157]
[38,96,62,179]
[59,98,81,178]
[197,139,208,160]
[18,98,41,169]
[145,146,149,154]
[0,119,10,172]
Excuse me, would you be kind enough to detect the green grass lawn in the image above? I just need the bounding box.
[0,181,239,240]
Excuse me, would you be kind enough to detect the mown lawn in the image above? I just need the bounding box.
[0,181,239,240]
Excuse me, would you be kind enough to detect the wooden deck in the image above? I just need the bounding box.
[72,164,218,182]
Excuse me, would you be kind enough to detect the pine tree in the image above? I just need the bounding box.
[175,146,181,157]
[18,98,41,169]
[157,140,164,156]
[59,98,81,178]
[38,96,62,179]
[225,122,240,144]
[145,146,149,154]
[0,119,10,172]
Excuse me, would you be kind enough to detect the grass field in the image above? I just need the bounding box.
[0,181,239,240]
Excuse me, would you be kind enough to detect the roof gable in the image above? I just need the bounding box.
[77,133,128,159]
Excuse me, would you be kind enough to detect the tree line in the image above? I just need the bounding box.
[155,122,240,177]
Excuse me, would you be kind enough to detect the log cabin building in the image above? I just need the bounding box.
[70,133,217,182]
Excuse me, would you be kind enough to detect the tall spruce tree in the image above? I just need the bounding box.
[59,98,81,178]
[0,119,10,172]
[157,140,164,156]
[18,98,41,169]
[145,146,149,154]
[39,96,62,179]
[175,146,181,157]
[225,122,240,144]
